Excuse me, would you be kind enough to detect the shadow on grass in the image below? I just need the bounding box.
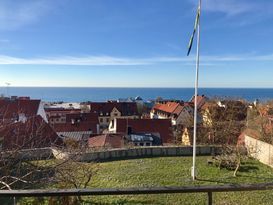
[238,165,259,173]
[195,177,236,185]
[235,175,273,181]
[0,197,14,205]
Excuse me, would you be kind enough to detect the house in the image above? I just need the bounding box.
[126,133,161,146]
[150,101,194,126]
[45,108,81,126]
[155,99,184,104]
[109,118,173,144]
[0,97,48,124]
[65,112,99,124]
[181,126,215,145]
[44,102,90,111]
[88,102,139,129]
[0,115,62,150]
[181,127,192,146]
[190,95,208,110]
[52,113,100,142]
[200,102,217,127]
[88,134,124,148]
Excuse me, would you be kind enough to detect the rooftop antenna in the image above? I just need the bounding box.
[5,82,10,97]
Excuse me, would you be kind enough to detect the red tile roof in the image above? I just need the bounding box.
[88,134,123,148]
[153,102,180,114]
[65,112,98,123]
[115,118,173,143]
[89,102,139,116]
[0,98,41,122]
[191,95,208,109]
[173,104,184,116]
[200,102,217,110]
[45,108,81,113]
[0,115,62,150]
[53,121,98,133]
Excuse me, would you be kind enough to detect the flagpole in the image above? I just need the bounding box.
[191,0,201,181]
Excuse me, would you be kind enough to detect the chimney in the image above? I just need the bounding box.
[71,119,75,124]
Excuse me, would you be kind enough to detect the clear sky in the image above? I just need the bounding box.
[0,0,273,88]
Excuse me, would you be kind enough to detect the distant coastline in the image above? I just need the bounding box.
[0,87,273,102]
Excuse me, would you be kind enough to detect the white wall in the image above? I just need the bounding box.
[38,102,48,123]
[244,135,273,168]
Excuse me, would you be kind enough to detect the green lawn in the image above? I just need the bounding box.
[18,156,273,204]
[85,156,273,205]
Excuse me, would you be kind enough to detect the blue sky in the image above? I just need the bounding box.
[0,0,273,88]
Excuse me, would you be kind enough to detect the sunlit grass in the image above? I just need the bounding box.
[18,156,273,205]
[86,156,273,205]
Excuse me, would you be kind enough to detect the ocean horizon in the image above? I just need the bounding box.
[1,87,273,102]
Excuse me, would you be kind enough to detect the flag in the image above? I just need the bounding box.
[187,6,200,56]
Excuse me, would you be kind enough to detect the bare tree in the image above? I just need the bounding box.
[209,145,251,177]
[247,102,273,144]
[0,116,98,204]
[198,99,247,145]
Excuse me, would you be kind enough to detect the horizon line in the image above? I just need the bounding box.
[1,86,273,89]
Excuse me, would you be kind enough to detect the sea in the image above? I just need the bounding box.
[0,87,273,102]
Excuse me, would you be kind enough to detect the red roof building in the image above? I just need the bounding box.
[109,118,173,144]
[0,97,47,123]
[150,101,194,126]
[0,115,62,150]
[45,108,81,126]
[152,102,180,116]
[88,134,124,148]
[190,95,208,110]
[88,102,140,129]
[53,122,98,133]
[52,113,100,141]
[89,102,139,116]
[66,112,98,124]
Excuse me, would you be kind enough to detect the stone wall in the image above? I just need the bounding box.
[1,148,53,161]
[1,146,221,162]
[79,146,221,162]
[244,135,273,167]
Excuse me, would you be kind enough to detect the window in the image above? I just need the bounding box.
[99,118,103,123]
[146,143,151,146]
[140,143,144,146]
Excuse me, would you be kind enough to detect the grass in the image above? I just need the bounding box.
[18,156,273,204]
[86,156,273,205]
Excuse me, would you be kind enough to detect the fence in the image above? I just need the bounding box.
[1,183,273,205]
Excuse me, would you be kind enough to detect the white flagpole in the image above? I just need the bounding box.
[191,0,201,180]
